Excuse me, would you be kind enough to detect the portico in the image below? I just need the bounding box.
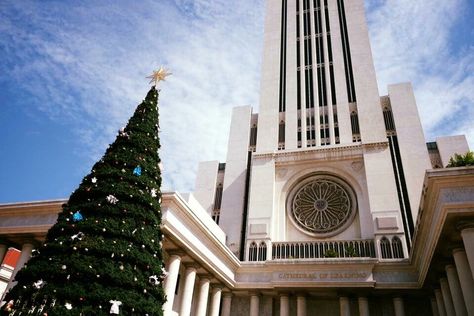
[1,167,473,315]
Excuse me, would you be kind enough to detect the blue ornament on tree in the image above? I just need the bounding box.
[133,166,142,176]
[72,211,84,222]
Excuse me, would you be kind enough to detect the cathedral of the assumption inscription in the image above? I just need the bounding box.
[277,271,369,280]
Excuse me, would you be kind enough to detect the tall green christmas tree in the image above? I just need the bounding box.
[3,69,171,315]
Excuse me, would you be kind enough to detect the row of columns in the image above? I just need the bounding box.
[432,248,474,316]
[247,293,406,316]
[163,253,223,316]
[429,224,474,316]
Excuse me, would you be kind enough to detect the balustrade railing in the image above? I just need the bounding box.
[271,239,376,260]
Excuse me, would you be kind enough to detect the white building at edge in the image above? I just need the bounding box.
[1,0,474,315]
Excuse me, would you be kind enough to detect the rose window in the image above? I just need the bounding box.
[288,175,357,237]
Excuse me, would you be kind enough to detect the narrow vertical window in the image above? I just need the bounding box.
[325,0,337,107]
[380,237,393,259]
[350,111,361,142]
[392,237,404,259]
[279,0,288,112]
[314,0,326,110]
[249,124,257,152]
[249,242,258,261]
[278,121,285,150]
[334,113,340,144]
[212,184,223,224]
[383,107,396,132]
[337,0,356,102]
[258,242,267,261]
[296,12,301,111]
[387,135,414,251]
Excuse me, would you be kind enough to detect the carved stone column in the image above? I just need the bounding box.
[339,296,350,316]
[459,224,474,279]
[445,265,467,316]
[440,278,456,316]
[434,289,446,316]
[296,294,306,316]
[209,286,222,316]
[393,297,405,316]
[179,265,197,316]
[430,297,439,316]
[453,248,474,315]
[221,292,232,316]
[249,293,260,316]
[195,277,210,316]
[162,253,182,314]
[358,297,369,316]
[280,294,289,316]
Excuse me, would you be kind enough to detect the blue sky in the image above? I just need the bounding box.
[0,0,473,203]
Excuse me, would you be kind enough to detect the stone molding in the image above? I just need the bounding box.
[253,142,388,165]
[411,167,474,286]
[2,168,472,292]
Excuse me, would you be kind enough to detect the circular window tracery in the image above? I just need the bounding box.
[287,174,357,237]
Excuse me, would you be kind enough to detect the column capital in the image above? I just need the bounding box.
[248,291,261,297]
[12,240,39,250]
[222,291,233,298]
[183,263,199,271]
[457,221,474,232]
[453,247,465,255]
[198,274,212,282]
[212,285,223,292]
[166,250,185,258]
[445,264,455,271]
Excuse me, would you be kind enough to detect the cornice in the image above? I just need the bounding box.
[252,142,388,165]
[161,192,240,288]
[410,167,474,287]
[0,199,65,216]
[162,192,239,266]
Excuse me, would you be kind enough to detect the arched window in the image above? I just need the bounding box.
[248,242,258,261]
[258,242,267,261]
[392,236,404,259]
[380,237,393,259]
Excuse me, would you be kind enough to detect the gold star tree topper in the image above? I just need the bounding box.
[146,67,172,86]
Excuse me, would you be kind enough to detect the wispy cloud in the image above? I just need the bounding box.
[0,0,472,198]
[0,0,264,193]
[366,0,474,148]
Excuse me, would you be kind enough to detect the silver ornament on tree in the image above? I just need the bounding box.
[33,280,45,289]
[148,275,160,286]
[106,195,119,204]
[109,300,122,315]
[118,128,129,138]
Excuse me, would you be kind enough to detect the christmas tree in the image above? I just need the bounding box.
[2,69,171,315]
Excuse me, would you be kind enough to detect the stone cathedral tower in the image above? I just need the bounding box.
[1,1,472,315]
[193,0,468,263]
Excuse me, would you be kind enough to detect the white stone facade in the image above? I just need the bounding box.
[194,0,470,265]
[1,0,473,315]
